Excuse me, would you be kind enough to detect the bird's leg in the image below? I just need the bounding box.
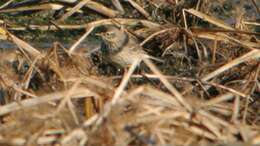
[122,67,128,80]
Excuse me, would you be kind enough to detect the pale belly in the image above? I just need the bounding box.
[110,50,144,67]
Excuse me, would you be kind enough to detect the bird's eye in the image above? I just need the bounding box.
[105,32,115,37]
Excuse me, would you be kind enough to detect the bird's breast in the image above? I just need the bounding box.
[109,47,145,67]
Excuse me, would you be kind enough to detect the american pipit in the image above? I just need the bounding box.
[97,25,162,68]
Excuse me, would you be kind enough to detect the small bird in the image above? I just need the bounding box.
[97,25,162,68]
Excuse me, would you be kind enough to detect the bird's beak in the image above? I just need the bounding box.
[95,33,103,37]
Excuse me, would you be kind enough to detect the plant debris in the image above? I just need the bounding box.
[0,0,259,146]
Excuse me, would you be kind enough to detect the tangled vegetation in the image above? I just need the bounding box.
[0,0,259,146]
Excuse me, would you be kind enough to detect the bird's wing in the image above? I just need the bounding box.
[128,45,164,63]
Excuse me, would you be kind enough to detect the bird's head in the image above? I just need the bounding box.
[96,25,128,53]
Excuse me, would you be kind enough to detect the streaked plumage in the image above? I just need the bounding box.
[98,26,161,67]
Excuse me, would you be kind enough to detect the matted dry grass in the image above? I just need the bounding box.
[0,0,259,146]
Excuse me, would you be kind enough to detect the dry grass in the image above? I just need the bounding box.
[0,0,259,146]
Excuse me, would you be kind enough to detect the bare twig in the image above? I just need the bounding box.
[68,26,95,54]
[111,0,125,14]
[57,0,91,22]
[128,0,150,19]
[144,58,192,112]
